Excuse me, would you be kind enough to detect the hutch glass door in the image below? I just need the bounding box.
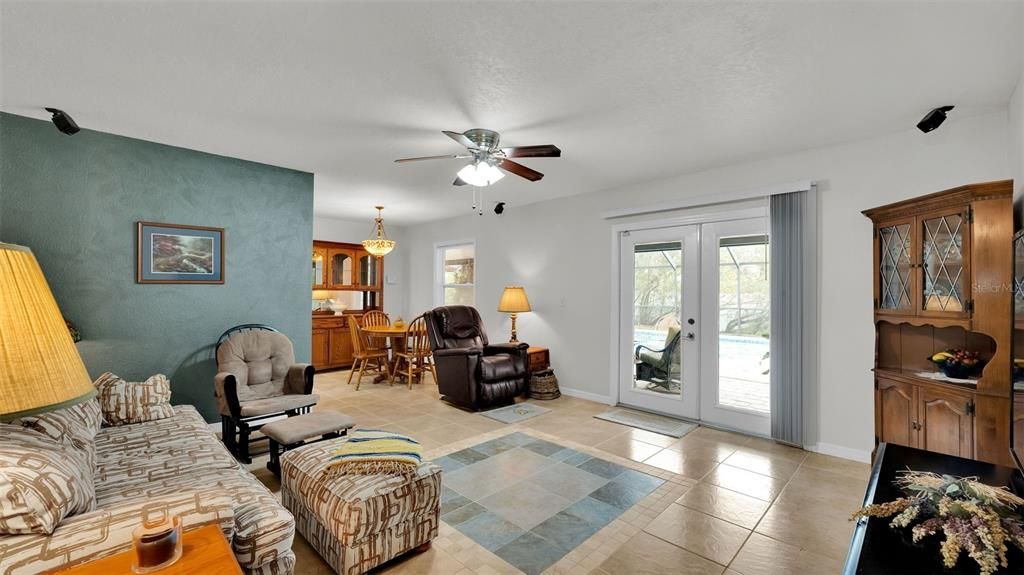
[919,208,969,317]
[877,220,914,313]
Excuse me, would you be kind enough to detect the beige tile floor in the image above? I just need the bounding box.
[249,369,870,575]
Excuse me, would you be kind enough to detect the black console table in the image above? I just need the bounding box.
[843,443,1024,574]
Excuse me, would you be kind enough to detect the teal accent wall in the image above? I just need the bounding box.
[0,112,313,422]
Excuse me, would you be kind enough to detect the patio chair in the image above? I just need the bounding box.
[634,326,682,387]
[214,324,318,463]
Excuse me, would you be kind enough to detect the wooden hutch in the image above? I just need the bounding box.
[864,180,1013,466]
[310,240,384,371]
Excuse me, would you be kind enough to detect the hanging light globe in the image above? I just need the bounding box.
[362,206,395,257]
[457,160,505,187]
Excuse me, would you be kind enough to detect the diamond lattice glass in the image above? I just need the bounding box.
[878,224,913,310]
[921,214,964,312]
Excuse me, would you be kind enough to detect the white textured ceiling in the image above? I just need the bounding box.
[2,1,1021,224]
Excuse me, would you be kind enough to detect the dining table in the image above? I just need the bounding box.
[361,324,413,383]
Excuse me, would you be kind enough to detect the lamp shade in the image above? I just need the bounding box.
[498,286,532,313]
[0,243,96,420]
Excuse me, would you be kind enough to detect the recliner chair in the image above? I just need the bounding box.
[424,306,529,410]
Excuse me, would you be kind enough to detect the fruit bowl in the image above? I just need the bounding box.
[928,349,984,379]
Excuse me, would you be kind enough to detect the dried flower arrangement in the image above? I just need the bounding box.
[852,471,1024,575]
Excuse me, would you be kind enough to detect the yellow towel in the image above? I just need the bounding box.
[324,430,422,477]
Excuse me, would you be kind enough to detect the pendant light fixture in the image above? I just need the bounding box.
[362,206,395,257]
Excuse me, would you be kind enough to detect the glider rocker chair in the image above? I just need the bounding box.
[215,324,318,463]
[424,305,529,410]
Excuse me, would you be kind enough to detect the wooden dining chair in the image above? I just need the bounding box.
[348,320,391,390]
[360,310,391,353]
[392,315,437,390]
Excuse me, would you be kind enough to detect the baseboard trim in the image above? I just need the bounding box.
[558,386,613,405]
[808,442,872,463]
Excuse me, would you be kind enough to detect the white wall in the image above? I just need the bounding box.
[402,110,1012,461]
[1012,67,1024,214]
[313,215,408,319]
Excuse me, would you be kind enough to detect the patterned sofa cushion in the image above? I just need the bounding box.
[0,489,234,575]
[10,398,102,473]
[0,425,95,535]
[93,372,174,426]
[93,404,211,458]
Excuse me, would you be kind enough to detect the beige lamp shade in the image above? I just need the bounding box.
[0,243,96,420]
[498,286,532,313]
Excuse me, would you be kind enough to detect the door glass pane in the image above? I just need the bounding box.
[312,253,324,286]
[359,255,378,285]
[632,241,682,395]
[878,223,913,310]
[331,252,352,285]
[718,236,770,414]
[921,214,965,312]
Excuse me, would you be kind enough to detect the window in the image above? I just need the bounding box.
[437,242,475,306]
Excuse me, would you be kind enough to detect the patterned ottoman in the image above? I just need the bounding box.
[279,438,441,575]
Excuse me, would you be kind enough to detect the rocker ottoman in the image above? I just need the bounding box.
[279,437,442,575]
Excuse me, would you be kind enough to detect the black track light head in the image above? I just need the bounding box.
[45,107,80,135]
[917,105,954,134]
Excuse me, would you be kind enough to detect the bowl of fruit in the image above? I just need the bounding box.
[929,349,984,379]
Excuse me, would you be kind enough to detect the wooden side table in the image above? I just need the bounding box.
[52,524,242,575]
[527,346,550,373]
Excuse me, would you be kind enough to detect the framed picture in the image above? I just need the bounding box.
[136,222,224,284]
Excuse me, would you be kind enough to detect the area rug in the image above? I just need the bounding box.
[480,402,551,424]
[435,432,665,575]
[594,407,697,438]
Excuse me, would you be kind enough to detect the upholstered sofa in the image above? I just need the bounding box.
[0,376,295,575]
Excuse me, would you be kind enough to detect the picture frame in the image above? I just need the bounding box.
[136,222,224,284]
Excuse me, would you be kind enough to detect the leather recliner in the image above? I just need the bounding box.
[424,305,529,410]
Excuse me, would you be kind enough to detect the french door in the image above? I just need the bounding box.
[618,226,700,419]
[699,219,771,436]
[617,217,771,436]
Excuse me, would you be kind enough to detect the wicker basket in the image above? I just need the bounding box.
[529,369,560,400]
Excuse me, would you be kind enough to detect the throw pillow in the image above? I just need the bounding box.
[93,372,174,426]
[0,424,96,535]
[10,398,102,473]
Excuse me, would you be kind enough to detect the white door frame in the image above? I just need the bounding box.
[608,202,767,412]
[698,217,771,436]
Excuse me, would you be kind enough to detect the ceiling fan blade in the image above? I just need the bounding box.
[500,145,561,158]
[453,177,469,186]
[443,130,478,150]
[394,154,467,163]
[498,159,544,182]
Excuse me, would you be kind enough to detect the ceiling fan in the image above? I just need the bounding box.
[394,129,561,187]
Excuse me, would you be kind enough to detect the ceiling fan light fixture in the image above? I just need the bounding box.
[362,206,395,257]
[457,161,504,187]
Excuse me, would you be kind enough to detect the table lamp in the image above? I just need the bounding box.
[0,243,96,421]
[497,286,531,343]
